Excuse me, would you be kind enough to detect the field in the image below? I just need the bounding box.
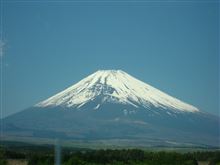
[197,161,210,165]
[6,159,27,165]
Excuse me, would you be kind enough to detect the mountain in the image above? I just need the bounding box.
[36,70,199,112]
[2,70,219,147]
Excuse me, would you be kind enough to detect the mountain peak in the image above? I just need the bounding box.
[36,70,199,113]
[93,69,124,76]
[96,69,124,73]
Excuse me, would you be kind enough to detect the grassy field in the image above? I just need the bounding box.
[1,136,219,152]
[197,161,220,165]
[7,159,28,165]
[197,161,210,165]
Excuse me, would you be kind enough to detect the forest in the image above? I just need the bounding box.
[0,142,220,165]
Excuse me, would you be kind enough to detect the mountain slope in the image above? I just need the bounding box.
[2,70,219,147]
[36,70,198,112]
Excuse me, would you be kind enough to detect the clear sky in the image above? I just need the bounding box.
[0,0,219,117]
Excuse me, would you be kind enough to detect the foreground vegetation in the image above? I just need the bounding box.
[0,143,220,165]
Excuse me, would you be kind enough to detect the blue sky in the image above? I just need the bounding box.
[1,0,219,117]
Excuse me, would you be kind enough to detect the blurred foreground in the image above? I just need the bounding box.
[0,141,220,165]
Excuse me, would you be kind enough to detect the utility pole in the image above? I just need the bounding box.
[55,139,61,165]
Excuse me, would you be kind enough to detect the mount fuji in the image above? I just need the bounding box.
[2,70,219,147]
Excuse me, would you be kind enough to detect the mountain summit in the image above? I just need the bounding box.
[2,70,219,147]
[36,70,198,113]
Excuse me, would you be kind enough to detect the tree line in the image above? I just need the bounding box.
[1,146,220,165]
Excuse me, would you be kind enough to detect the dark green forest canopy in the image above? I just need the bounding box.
[1,145,220,165]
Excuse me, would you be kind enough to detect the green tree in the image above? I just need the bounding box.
[64,156,86,165]
[0,149,7,165]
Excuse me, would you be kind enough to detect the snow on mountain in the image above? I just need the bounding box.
[36,70,199,113]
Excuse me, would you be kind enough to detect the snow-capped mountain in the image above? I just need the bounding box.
[1,70,219,147]
[36,70,198,112]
